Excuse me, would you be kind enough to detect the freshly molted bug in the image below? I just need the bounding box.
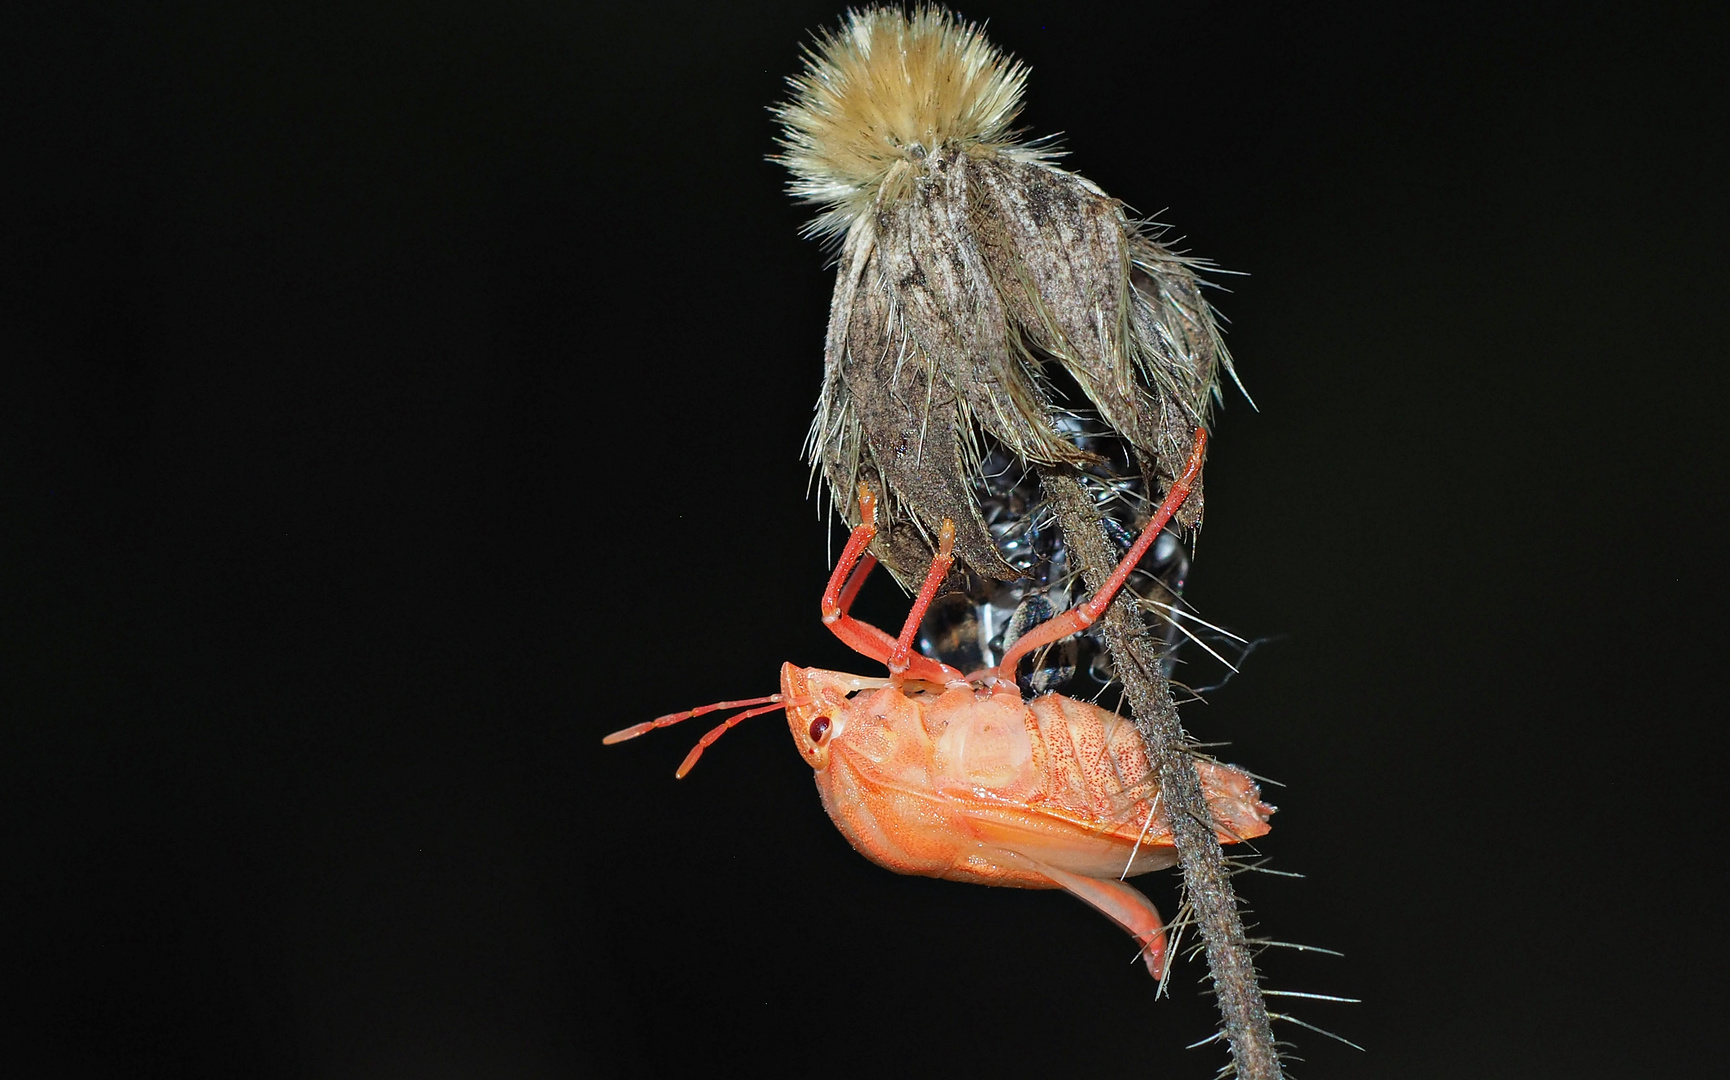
[606,432,1272,978]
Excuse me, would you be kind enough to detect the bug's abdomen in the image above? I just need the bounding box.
[811,682,1271,889]
[1024,693,1155,822]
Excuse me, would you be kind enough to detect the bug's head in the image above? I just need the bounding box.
[780,663,853,771]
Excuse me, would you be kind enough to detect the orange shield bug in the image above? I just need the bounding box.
[606,429,1271,978]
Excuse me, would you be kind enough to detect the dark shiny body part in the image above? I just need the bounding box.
[917,417,1189,699]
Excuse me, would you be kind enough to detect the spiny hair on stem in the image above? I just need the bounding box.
[774,5,1058,242]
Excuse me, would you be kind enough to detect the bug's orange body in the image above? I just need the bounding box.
[782,663,1270,975]
[606,429,1270,977]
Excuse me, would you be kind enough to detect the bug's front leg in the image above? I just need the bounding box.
[887,518,956,676]
[821,485,964,685]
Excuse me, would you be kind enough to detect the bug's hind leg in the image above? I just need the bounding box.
[993,427,1209,685]
[991,847,1169,979]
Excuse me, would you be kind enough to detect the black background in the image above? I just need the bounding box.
[6,2,1725,1077]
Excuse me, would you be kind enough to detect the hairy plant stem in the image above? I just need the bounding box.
[1037,467,1281,1080]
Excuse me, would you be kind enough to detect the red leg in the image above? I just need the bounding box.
[821,485,964,685]
[988,847,1170,980]
[1038,863,1170,981]
[820,485,883,624]
[888,519,955,675]
[994,427,1208,686]
[835,551,876,620]
[819,485,902,663]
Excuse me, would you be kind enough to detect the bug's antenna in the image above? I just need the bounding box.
[603,695,788,777]
[673,703,791,778]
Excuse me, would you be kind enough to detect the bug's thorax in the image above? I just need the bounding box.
[781,662,948,776]
[779,662,908,771]
[784,662,1110,814]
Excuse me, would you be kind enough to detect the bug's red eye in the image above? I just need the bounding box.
[808,716,831,744]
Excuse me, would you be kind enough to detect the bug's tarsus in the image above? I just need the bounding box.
[818,481,877,609]
[821,483,882,627]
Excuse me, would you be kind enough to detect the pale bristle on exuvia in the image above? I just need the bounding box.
[773,6,1056,241]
